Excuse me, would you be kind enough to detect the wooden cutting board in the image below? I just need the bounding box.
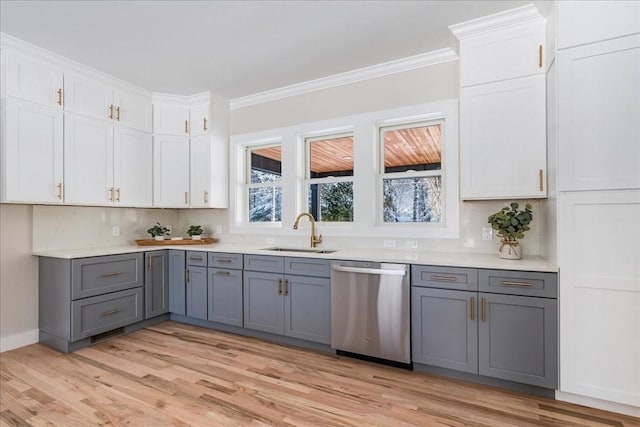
[135,238,218,246]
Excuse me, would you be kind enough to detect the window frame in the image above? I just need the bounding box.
[245,143,283,224]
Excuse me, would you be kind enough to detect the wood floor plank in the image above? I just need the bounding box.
[1,321,638,426]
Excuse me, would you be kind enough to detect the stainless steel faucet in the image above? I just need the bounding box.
[293,212,322,248]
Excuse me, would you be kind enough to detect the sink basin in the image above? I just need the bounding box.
[261,247,337,254]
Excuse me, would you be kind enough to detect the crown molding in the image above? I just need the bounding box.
[230,48,458,110]
[449,4,543,41]
[152,91,211,105]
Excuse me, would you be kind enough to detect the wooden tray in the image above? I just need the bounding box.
[135,238,218,246]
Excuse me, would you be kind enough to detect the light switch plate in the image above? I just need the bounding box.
[111,225,120,236]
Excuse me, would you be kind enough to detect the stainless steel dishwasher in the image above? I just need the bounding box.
[331,261,411,367]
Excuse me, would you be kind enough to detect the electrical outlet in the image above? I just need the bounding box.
[482,227,493,241]
[265,237,275,245]
[166,225,172,235]
[111,225,120,236]
[215,225,223,234]
[405,240,418,249]
[383,240,397,248]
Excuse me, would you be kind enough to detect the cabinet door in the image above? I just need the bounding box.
[144,251,169,319]
[1,98,63,203]
[114,88,152,132]
[113,126,152,207]
[190,135,211,208]
[152,104,190,136]
[460,75,546,199]
[284,275,330,344]
[243,271,284,335]
[558,35,640,191]
[64,71,113,121]
[64,112,114,205]
[5,50,63,109]
[559,191,640,406]
[190,102,210,137]
[459,20,545,87]
[208,268,243,327]
[478,293,557,389]
[412,288,478,374]
[168,250,186,315]
[186,266,207,320]
[153,135,190,207]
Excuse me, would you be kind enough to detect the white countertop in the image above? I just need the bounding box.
[33,243,557,272]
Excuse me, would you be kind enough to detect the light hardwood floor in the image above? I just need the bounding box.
[1,321,638,426]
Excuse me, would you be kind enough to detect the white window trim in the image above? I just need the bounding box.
[229,100,459,239]
[245,143,283,224]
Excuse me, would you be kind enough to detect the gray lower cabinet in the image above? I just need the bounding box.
[144,251,169,319]
[186,265,207,320]
[208,268,243,327]
[168,250,186,315]
[243,255,331,344]
[478,292,558,388]
[411,287,478,373]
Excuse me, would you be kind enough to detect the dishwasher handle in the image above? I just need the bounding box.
[332,265,406,276]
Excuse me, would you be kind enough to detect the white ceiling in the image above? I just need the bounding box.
[0,1,545,100]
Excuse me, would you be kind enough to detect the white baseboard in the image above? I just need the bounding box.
[555,391,640,418]
[0,329,39,353]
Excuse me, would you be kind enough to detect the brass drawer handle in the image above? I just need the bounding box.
[189,256,203,261]
[115,187,121,202]
[108,104,114,119]
[100,272,123,277]
[115,106,121,121]
[203,117,208,131]
[470,297,475,321]
[56,182,63,199]
[184,191,188,205]
[538,45,543,68]
[57,88,63,106]
[277,278,283,295]
[501,281,534,287]
[430,275,458,282]
[284,279,289,296]
[216,271,231,275]
[204,190,208,204]
[108,187,114,202]
[216,259,232,263]
[481,298,486,322]
[101,308,121,317]
[539,169,544,192]
[184,120,189,134]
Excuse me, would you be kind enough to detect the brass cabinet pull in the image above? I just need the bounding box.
[115,106,121,121]
[216,270,231,275]
[539,169,544,192]
[184,120,189,134]
[189,256,203,261]
[481,298,486,322]
[204,190,208,204]
[538,45,543,68]
[277,278,283,295]
[216,259,232,263]
[56,88,63,106]
[108,104,114,119]
[184,191,188,205]
[100,308,121,317]
[100,272,123,277]
[203,117,208,131]
[115,187,121,202]
[56,182,63,199]
[501,281,534,287]
[185,269,190,283]
[148,257,153,269]
[470,297,475,321]
[284,279,289,296]
[430,275,457,282]
[108,187,114,202]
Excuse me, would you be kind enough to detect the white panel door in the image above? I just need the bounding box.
[64,112,114,205]
[190,135,211,207]
[153,135,190,207]
[63,71,113,121]
[4,51,64,109]
[190,103,210,137]
[113,126,153,207]
[114,88,152,132]
[153,104,190,136]
[460,74,546,199]
[459,20,545,87]
[558,35,640,192]
[1,98,63,203]
[558,191,640,407]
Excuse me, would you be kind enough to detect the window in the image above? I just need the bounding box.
[380,121,443,223]
[306,133,354,222]
[247,145,282,222]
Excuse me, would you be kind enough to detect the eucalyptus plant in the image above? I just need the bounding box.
[487,202,533,242]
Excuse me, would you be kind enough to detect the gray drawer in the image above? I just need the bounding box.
[285,257,332,278]
[186,251,207,267]
[411,265,478,291]
[71,287,143,341]
[208,252,243,270]
[71,253,143,300]
[479,269,557,298]
[243,254,284,273]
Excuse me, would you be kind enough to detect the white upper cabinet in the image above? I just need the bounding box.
[1,98,64,203]
[4,50,64,109]
[153,104,190,136]
[153,135,190,208]
[557,0,640,50]
[113,127,153,207]
[190,102,210,137]
[190,135,212,208]
[459,20,545,87]
[114,87,152,132]
[64,72,113,121]
[558,35,640,192]
[460,75,546,200]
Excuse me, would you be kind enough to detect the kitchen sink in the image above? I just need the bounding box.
[261,247,337,254]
